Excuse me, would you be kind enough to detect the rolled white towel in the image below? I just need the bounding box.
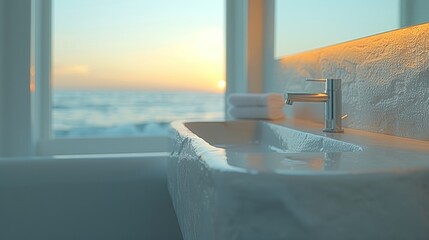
[229,106,285,120]
[228,93,284,107]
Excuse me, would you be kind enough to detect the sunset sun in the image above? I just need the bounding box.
[217,80,226,90]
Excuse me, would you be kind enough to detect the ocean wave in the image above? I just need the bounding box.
[53,90,224,138]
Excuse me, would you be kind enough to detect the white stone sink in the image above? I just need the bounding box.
[184,121,362,153]
[168,120,429,240]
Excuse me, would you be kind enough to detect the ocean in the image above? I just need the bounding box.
[53,90,225,138]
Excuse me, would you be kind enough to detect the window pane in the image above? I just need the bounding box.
[275,0,400,57]
[52,0,225,138]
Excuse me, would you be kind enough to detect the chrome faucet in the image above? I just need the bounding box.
[285,79,346,133]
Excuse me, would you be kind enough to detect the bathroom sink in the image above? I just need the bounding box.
[184,121,362,153]
[168,120,429,240]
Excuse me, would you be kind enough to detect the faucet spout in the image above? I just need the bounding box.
[285,93,328,105]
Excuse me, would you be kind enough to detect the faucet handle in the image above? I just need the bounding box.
[306,79,341,83]
[306,79,327,83]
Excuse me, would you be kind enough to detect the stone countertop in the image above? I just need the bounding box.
[171,118,429,175]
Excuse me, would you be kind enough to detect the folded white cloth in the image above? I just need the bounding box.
[228,93,284,108]
[229,106,285,120]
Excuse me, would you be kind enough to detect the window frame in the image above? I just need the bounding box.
[32,0,272,156]
[33,0,173,155]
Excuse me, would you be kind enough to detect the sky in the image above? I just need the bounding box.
[53,0,225,92]
[53,0,400,92]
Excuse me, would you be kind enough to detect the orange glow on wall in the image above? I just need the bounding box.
[30,65,36,92]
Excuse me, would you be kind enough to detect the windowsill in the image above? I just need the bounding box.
[38,136,170,156]
[53,152,170,159]
[0,152,170,162]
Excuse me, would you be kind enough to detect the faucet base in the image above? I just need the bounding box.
[323,128,344,133]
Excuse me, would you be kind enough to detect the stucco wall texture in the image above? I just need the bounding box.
[269,23,429,141]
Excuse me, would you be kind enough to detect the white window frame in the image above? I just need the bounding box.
[0,0,271,156]
[31,0,231,156]
[400,0,429,27]
[1,0,34,157]
[33,0,171,155]
[225,0,275,94]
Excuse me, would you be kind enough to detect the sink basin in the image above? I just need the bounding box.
[184,121,362,153]
[168,120,429,240]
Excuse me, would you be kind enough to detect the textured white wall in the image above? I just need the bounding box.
[267,23,429,141]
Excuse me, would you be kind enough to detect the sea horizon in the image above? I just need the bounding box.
[53,90,225,138]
